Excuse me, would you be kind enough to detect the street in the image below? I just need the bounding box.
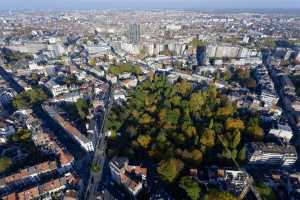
[84,83,113,200]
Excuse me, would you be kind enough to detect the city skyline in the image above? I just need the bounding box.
[1,3,300,200]
[1,0,300,10]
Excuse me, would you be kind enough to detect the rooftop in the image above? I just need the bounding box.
[249,142,297,155]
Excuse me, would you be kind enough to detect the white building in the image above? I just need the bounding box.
[86,44,111,57]
[166,24,182,31]
[247,142,297,167]
[269,124,293,142]
[28,63,45,71]
[0,121,16,144]
[46,80,69,97]
[261,92,279,108]
[47,44,66,59]
[217,169,250,198]
[121,43,140,55]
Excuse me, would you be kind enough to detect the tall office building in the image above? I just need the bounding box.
[128,23,140,44]
[196,46,206,66]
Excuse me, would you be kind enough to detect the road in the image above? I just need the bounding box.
[84,83,113,200]
[217,134,262,200]
[0,65,24,93]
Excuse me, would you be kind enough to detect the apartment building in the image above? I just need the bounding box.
[109,157,147,197]
[247,142,297,167]
[43,104,94,152]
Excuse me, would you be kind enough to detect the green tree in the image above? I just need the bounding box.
[12,88,48,109]
[106,75,261,193]
[223,71,231,81]
[12,128,32,142]
[170,95,182,107]
[190,39,207,47]
[108,64,142,75]
[255,182,277,200]
[262,37,276,49]
[237,146,247,163]
[89,58,97,67]
[91,163,101,173]
[204,190,238,200]
[179,176,201,200]
[75,98,89,120]
[159,108,181,125]
[246,117,264,140]
[0,157,12,173]
[157,158,184,183]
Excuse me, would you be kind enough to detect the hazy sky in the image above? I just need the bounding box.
[1,0,299,10]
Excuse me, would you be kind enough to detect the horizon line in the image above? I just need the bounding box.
[1,8,300,12]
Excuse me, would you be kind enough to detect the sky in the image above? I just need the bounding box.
[0,0,299,10]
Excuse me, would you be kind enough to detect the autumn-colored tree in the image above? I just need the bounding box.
[199,129,215,148]
[216,104,234,118]
[12,128,32,142]
[157,158,184,183]
[175,80,192,97]
[139,113,153,125]
[225,118,245,130]
[106,75,263,194]
[191,149,203,166]
[185,126,197,138]
[137,135,152,149]
[188,92,205,112]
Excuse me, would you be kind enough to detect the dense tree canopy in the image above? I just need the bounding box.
[229,68,257,91]
[179,176,201,200]
[12,88,48,109]
[245,117,264,141]
[108,64,142,76]
[107,75,263,191]
[1,47,33,65]
[204,190,238,200]
[255,182,277,200]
